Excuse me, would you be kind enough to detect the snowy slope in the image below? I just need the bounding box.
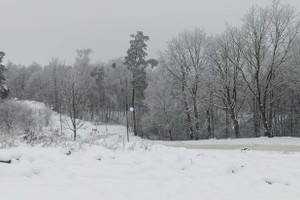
[22,100,128,141]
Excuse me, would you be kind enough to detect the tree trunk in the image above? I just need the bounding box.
[192,93,199,140]
[168,129,173,141]
[253,97,260,137]
[207,108,211,139]
[233,118,240,138]
[229,110,240,138]
[261,110,271,137]
[184,99,194,140]
[210,93,215,138]
[225,110,230,138]
[73,127,77,141]
[180,65,195,140]
[72,84,77,141]
[132,88,137,136]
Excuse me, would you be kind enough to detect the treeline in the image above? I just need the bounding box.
[146,1,300,140]
[5,50,130,121]
[2,1,300,140]
[2,50,133,140]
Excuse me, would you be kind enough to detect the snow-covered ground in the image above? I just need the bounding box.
[1,143,300,200]
[1,101,300,200]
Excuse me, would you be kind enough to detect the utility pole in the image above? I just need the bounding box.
[125,78,129,142]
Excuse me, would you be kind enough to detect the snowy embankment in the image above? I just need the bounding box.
[1,101,300,200]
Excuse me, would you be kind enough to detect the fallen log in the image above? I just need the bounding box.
[0,160,11,164]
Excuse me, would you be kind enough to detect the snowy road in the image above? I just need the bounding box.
[156,137,300,152]
[163,143,300,152]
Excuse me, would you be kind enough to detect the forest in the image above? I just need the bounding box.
[1,1,300,141]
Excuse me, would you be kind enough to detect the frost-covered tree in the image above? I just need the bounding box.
[43,58,67,112]
[144,65,179,140]
[161,28,208,140]
[90,64,105,120]
[208,30,246,138]
[231,1,300,137]
[63,79,85,141]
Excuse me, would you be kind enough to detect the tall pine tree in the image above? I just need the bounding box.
[124,31,156,136]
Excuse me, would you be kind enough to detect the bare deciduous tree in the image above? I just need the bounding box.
[208,30,246,138]
[161,28,208,139]
[230,1,300,137]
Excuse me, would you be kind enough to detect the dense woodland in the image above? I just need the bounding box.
[1,1,300,140]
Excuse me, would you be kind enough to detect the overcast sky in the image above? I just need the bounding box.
[1,0,300,66]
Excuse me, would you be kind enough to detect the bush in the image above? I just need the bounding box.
[0,100,53,145]
[0,100,22,135]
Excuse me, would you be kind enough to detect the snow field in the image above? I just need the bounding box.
[1,143,300,200]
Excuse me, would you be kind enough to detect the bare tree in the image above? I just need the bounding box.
[230,1,300,137]
[62,70,86,141]
[144,66,176,140]
[161,28,208,139]
[208,30,246,138]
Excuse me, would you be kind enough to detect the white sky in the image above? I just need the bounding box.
[1,0,300,66]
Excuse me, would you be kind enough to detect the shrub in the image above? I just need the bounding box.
[0,100,53,146]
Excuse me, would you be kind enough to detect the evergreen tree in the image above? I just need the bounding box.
[0,52,8,99]
[124,31,151,136]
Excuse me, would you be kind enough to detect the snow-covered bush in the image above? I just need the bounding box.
[0,100,53,146]
[18,106,38,134]
[0,134,16,148]
[0,99,21,135]
[43,107,52,127]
